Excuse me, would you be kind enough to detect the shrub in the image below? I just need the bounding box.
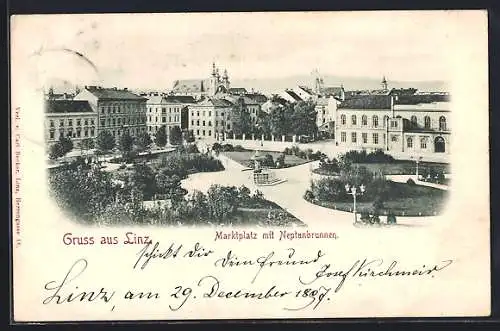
[406,178,416,185]
[304,190,315,202]
[222,144,234,152]
[305,148,314,160]
[234,145,246,152]
[212,142,222,152]
[387,214,397,224]
[262,154,275,167]
[291,145,300,156]
[283,147,292,155]
[360,212,370,223]
[186,144,200,154]
[276,153,286,168]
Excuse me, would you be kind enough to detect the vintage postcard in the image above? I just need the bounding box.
[10,11,490,322]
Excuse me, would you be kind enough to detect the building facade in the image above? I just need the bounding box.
[45,100,97,144]
[74,86,147,140]
[171,63,231,99]
[335,95,451,156]
[146,95,196,140]
[187,98,234,140]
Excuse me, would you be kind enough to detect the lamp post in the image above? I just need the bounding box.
[410,155,423,180]
[345,183,366,223]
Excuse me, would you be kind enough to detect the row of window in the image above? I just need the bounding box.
[100,104,145,114]
[49,128,96,140]
[190,111,231,119]
[340,114,388,127]
[340,132,381,144]
[148,107,181,113]
[100,117,145,127]
[148,116,179,123]
[190,119,231,130]
[49,118,95,128]
[339,114,447,130]
[409,115,447,131]
[406,136,429,149]
[196,129,212,137]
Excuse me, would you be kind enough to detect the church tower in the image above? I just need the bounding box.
[222,68,230,89]
[381,76,388,91]
[209,62,218,96]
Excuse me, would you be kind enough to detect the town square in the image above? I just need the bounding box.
[39,14,452,229]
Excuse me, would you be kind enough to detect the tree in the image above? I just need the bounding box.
[207,185,239,219]
[169,126,182,145]
[128,163,156,200]
[156,173,187,203]
[119,131,134,157]
[136,132,152,151]
[96,130,115,152]
[49,143,64,160]
[59,136,74,155]
[291,101,318,136]
[48,165,117,222]
[155,125,167,148]
[80,138,95,151]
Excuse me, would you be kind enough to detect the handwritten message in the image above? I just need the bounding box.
[42,238,454,313]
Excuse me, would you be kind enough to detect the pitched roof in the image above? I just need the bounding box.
[284,90,303,102]
[394,94,450,105]
[338,95,392,109]
[146,96,164,104]
[45,100,94,114]
[320,86,343,97]
[172,79,208,93]
[85,86,146,101]
[228,87,248,94]
[164,95,196,104]
[245,93,268,104]
[194,97,234,107]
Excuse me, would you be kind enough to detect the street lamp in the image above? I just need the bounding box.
[345,183,366,223]
[410,155,423,180]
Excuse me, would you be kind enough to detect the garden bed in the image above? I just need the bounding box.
[225,151,309,168]
[307,181,449,217]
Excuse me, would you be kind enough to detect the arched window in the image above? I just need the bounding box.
[421,137,428,149]
[439,116,447,131]
[361,115,367,126]
[407,137,413,148]
[424,116,431,129]
[372,115,379,128]
[410,115,418,127]
[434,136,445,153]
[383,115,389,128]
[341,114,346,125]
[351,115,357,125]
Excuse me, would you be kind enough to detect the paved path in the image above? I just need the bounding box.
[181,152,441,229]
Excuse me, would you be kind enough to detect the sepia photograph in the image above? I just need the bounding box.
[40,13,451,228]
[10,11,490,322]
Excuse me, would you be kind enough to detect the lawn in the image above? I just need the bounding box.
[353,161,450,176]
[310,181,449,217]
[313,161,450,176]
[225,151,309,168]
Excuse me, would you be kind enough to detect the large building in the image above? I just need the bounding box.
[335,94,451,155]
[74,86,147,140]
[45,100,97,144]
[146,95,196,140]
[171,63,231,99]
[187,97,234,140]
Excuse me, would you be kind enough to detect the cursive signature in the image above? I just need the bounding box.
[299,258,454,293]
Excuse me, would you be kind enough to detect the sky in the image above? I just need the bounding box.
[11,11,485,91]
